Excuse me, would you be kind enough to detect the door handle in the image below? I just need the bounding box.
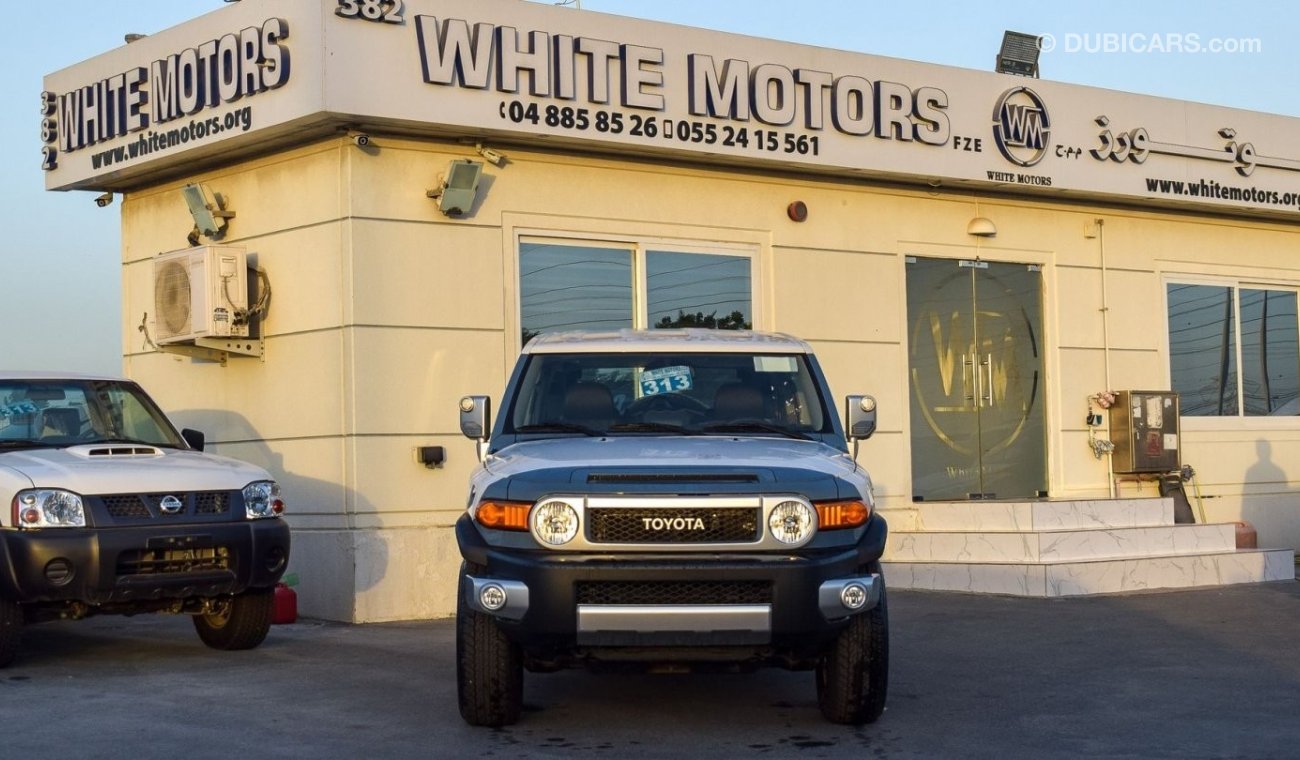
[962,354,975,403]
[981,353,993,407]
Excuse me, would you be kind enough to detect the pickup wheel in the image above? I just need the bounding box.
[816,578,889,725]
[457,562,523,727]
[193,588,274,651]
[0,599,21,668]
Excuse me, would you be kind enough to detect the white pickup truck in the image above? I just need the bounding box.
[0,372,291,666]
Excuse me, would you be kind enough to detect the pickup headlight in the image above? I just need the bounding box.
[768,500,815,545]
[243,481,284,519]
[13,489,86,529]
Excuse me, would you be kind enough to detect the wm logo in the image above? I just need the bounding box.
[992,87,1051,167]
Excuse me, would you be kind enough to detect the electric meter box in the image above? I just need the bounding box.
[1109,390,1180,473]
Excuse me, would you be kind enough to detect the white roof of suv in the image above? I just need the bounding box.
[523,329,813,354]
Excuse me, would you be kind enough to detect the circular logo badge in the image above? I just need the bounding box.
[992,87,1051,167]
[159,495,184,515]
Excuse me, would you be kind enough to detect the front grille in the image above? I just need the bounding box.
[587,473,760,484]
[195,492,231,514]
[103,495,151,519]
[587,508,760,543]
[116,546,231,576]
[94,491,237,520]
[576,580,772,606]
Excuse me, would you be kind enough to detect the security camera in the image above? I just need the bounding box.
[351,132,371,148]
[94,192,113,208]
[475,143,505,166]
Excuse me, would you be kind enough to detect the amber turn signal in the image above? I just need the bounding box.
[816,499,870,530]
[475,500,531,531]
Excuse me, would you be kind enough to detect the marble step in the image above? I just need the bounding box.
[915,498,1174,532]
[883,548,1296,598]
[886,523,1235,563]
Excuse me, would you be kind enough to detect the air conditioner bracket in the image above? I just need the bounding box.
[157,338,264,366]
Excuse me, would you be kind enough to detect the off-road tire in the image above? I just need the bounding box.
[193,588,274,651]
[0,598,21,668]
[816,578,889,724]
[457,562,524,727]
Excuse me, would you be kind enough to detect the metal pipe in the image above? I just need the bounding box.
[1097,218,1115,498]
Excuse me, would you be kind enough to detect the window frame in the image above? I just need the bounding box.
[1163,274,1300,423]
[515,232,759,348]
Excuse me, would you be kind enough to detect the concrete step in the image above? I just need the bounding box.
[886,523,1236,563]
[883,548,1296,597]
[875,507,918,532]
[915,498,1173,531]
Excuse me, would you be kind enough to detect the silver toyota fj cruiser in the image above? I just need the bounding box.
[455,330,887,726]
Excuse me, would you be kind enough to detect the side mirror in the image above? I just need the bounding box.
[845,395,877,441]
[181,428,206,452]
[459,396,492,440]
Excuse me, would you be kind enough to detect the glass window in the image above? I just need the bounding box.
[518,240,753,344]
[1240,289,1300,415]
[1167,283,1300,416]
[506,352,828,436]
[0,380,183,448]
[647,251,752,330]
[519,243,633,345]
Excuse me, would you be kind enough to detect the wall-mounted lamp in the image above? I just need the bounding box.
[181,183,235,241]
[426,159,483,217]
[967,217,997,237]
[996,30,1042,78]
[124,33,148,44]
[416,446,446,469]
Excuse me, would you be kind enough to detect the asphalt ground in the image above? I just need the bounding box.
[1,581,1297,760]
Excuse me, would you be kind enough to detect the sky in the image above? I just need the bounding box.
[3,0,1298,376]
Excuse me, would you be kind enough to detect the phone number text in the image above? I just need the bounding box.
[498,101,822,156]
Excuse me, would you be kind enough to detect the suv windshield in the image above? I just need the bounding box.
[0,379,185,449]
[506,352,830,437]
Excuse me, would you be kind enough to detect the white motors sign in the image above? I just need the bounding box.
[43,0,1300,218]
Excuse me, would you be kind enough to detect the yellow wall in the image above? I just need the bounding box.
[120,134,1300,621]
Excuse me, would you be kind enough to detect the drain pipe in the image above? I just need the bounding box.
[1097,218,1116,498]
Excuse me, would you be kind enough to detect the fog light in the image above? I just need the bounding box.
[840,582,868,610]
[479,583,508,611]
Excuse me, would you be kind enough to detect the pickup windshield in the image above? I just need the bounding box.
[0,379,185,449]
[505,352,830,437]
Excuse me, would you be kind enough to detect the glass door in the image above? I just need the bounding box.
[906,257,1046,500]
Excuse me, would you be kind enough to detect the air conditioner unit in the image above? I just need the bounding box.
[153,245,249,344]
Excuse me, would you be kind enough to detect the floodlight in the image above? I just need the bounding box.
[996,31,1041,78]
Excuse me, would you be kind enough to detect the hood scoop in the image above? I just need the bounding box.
[587,472,760,484]
[68,444,165,459]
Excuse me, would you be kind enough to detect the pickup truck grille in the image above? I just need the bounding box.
[576,580,772,606]
[587,507,760,543]
[96,491,235,520]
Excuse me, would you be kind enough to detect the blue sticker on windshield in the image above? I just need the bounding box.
[0,400,38,418]
[640,366,693,396]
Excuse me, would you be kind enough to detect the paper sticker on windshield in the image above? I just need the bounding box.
[0,400,38,419]
[754,356,796,373]
[640,366,693,396]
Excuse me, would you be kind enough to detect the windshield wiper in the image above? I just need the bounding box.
[608,421,702,435]
[0,439,59,450]
[700,421,814,441]
[514,422,603,437]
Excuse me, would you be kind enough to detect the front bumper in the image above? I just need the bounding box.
[456,512,887,651]
[0,519,291,606]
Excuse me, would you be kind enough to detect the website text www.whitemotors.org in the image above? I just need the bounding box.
[89,106,252,170]
[1145,176,1300,211]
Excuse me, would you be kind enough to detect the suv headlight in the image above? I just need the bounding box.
[243,481,284,519]
[531,500,579,546]
[768,500,815,545]
[13,489,86,529]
